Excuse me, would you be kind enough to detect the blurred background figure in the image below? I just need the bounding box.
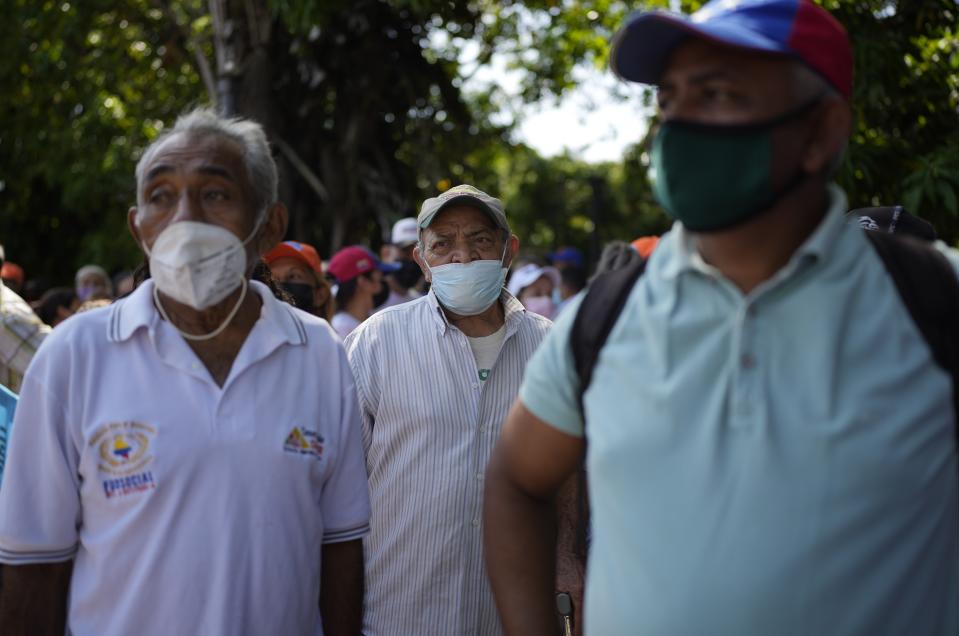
[327,245,398,338]
[507,263,560,319]
[379,217,423,309]
[550,246,588,317]
[0,244,50,392]
[75,264,113,302]
[549,246,584,272]
[631,235,660,260]
[0,261,24,296]
[112,270,135,298]
[263,240,334,321]
[35,287,78,327]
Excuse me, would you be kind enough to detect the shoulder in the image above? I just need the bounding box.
[49,304,113,349]
[25,304,113,380]
[346,295,432,345]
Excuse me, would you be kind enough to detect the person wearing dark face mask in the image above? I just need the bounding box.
[378,217,423,310]
[327,246,397,338]
[263,240,334,321]
[484,2,959,636]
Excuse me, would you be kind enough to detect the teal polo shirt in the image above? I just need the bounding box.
[521,186,959,635]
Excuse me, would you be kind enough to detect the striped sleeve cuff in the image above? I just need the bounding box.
[322,521,370,544]
[0,544,78,564]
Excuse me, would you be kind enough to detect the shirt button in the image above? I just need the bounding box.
[471,519,480,527]
[741,353,756,369]
[479,425,487,433]
[475,472,483,481]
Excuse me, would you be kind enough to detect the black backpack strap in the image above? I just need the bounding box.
[865,231,959,427]
[570,257,647,419]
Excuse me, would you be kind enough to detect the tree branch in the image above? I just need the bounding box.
[274,136,330,202]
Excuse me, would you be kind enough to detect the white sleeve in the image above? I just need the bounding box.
[320,347,371,544]
[0,351,81,564]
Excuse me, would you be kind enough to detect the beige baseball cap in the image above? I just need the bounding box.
[417,184,509,233]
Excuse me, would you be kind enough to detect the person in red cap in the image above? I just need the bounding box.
[263,240,334,321]
[485,2,959,635]
[326,245,397,338]
[0,261,25,296]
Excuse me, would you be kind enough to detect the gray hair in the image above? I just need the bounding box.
[134,107,277,223]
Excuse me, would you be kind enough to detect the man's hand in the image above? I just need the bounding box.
[320,539,364,636]
[0,561,73,635]
[484,402,584,636]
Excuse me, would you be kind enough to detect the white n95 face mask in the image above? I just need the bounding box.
[144,220,254,311]
[427,242,509,316]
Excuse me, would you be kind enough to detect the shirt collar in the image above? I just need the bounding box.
[659,184,849,282]
[425,287,527,338]
[107,279,308,346]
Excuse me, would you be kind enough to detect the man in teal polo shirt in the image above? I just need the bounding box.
[483,1,959,635]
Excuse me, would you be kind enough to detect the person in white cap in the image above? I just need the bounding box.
[343,184,551,636]
[377,217,423,309]
[0,108,370,636]
[506,263,561,320]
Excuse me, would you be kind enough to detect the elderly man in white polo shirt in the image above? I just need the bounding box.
[344,184,551,635]
[0,109,370,636]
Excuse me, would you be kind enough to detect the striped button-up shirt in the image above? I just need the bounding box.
[345,289,550,636]
[0,281,49,393]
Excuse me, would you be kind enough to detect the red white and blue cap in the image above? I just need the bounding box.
[610,0,853,99]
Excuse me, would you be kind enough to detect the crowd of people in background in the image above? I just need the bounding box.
[0,225,595,351]
[1,1,958,635]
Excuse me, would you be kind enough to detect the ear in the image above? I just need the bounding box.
[504,234,520,269]
[128,207,143,248]
[413,245,431,283]
[255,202,289,256]
[801,96,851,175]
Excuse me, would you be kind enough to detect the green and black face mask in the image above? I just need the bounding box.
[650,95,823,232]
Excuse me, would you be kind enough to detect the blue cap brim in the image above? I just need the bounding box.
[377,262,401,273]
[610,10,790,85]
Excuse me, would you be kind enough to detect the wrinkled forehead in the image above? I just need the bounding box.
[427,204,499,235]
[140,131,248,185]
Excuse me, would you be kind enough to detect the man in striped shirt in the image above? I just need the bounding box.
[0,246,50,393]
[344,184,552,635]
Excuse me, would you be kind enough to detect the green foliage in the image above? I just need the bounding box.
[0,0,208,285]
[831,0,959,240]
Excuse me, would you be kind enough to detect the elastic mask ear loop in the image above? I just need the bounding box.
[154,277,249,341]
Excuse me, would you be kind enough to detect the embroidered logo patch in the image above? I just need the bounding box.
[283,426,325,459]
[91,421,157,499]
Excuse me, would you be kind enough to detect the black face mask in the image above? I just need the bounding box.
[279,281,315,312]
[391,260,423,290]
[372,282,390,309]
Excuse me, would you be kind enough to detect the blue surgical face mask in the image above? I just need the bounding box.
[427,241,509,316]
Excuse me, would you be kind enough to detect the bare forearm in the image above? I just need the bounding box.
[320,540,364,636]
[484,454,560,636]
[0,561,73,635]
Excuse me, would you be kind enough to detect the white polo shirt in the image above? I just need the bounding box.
[0,280,371,636]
